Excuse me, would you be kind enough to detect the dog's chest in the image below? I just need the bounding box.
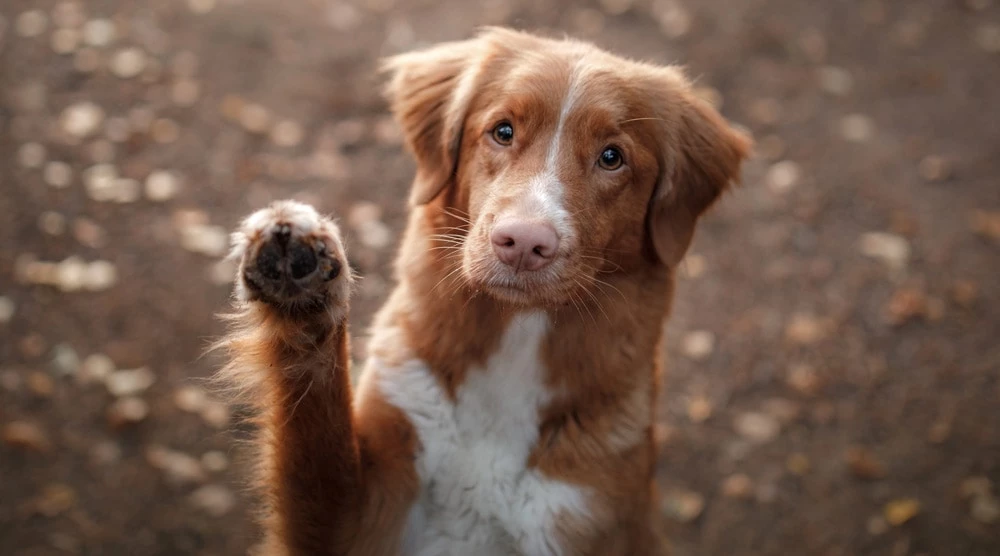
[378,312,588,556]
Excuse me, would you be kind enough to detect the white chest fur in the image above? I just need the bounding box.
[376,311,589,556]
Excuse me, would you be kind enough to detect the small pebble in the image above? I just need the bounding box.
[16,10,49,38]
[82,163,118,201]
[146,445,207,484]
[189,485,236,517]
[721,473,754,499]
[682,253,706,278]
[51,2,86,29]
[61,102,105,139]
[201,451,229,473]
[145,170,180,201]
[105,366,155,397]
[82,18,115,46]
[817,66,854,96]
[918,155,951,182]
[859,232,910,270]
[765,160,801,194]
[970,210,1000,241]
[107,397,150,427]
[57,258,88,291]
[50,27,81,54]
[270,119,305,148]
[240,103,272,134]
[188,0,218,14]
[110,47,147,78]
[653,0,691,39]
[43,161,73,188]
[2,421,51,452]
[959,476,993,499]
[171,80,200,106]
[50,343,80,376]
[686,395,713,423]
[0,296,15,323]
[326,2,363,31]
[785,363,820,396]
[84,260,118,290]
[209,258,238,285]
[17,142,47,169]
[38,210,66,236]
[31,484,77,517]
[974,24,1000,53]
[174,385,207,412]
[839,114,875,143]
[681,330,715,361]
[733,411,781,443]
[748,98,780,126]
[180,224,229,257]
[784,313,828,345]
[27,372,55,397]
[200,401,230,429]
[971,495,1000,524]
[867,515,889,536]
[79,353,115,384]
[884,498,921,526]
[73,218,107,248]
[661,489,704,523]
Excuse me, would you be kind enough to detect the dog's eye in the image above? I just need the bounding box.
[492,122,514,146]
[598,147,624,170]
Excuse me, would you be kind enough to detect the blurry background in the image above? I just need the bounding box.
[1,0,999,554]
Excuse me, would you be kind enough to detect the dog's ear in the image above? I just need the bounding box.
[647,87,752,267]
[380,39,484,206]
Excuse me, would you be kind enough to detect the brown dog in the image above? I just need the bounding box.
[220,27,750,556]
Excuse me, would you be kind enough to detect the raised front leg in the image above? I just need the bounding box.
[220,201,418,555]
[220,200,361,555]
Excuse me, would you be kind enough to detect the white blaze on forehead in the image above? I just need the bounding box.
[520,60,585,241]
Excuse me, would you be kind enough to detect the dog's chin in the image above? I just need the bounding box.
[465,270,576,308]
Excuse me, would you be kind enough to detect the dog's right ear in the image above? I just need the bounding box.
[380,39,483,206]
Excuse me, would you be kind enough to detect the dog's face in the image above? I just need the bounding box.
[383,28,751,307]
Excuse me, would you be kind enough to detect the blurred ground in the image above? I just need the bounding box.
[2,0,999,554]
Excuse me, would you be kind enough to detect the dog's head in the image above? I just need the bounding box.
[382,28,751,307]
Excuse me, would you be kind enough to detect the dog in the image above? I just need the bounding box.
[220,27,751,556]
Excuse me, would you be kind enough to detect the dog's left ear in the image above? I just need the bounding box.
[380,39,483,207]
[647,89,752,267]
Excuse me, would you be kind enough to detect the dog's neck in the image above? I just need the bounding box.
[377,204,675,405]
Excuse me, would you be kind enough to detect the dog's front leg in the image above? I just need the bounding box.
[220,200,367,555]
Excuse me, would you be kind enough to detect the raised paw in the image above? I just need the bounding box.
[231,200,352,317]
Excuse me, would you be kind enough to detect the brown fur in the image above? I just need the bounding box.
[219,27,750,555]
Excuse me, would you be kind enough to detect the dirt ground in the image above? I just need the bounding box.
[2,0,999,554]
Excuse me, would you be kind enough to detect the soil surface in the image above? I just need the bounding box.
[2,1,999,555]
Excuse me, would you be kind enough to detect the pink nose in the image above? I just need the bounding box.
[490,219,560,271]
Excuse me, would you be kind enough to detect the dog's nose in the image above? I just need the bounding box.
[490,219,559,271]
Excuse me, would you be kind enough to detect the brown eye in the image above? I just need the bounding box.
[598,147,624,170]
[492,122,514,146]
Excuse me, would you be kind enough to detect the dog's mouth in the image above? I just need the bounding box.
[464,263,584,308]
